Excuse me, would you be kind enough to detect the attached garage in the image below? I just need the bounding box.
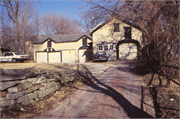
[48,52,61,63]
[36,51,61,63]
[79,49,86,63]
[119,43,137,60]
[36,52,48,63]
[62,50,75,63]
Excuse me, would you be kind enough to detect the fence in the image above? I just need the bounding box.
[162,64,179,86]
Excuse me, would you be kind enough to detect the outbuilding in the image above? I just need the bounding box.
[32,33,92,63]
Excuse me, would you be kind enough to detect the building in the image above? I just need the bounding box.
[32,33,92,63]
[90,18,143,60]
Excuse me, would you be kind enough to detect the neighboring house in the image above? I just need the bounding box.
[90,18,143,60]
[32,33,92,63]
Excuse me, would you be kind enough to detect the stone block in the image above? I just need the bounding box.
[39,87,46,91]
[18,81,32,91]
[33,91,40,99]
[0,81,20,90]
[21,99,34,106]
[43,82,56,89]
[27,84,42,93]
[0,97,7,102]
[6,90,27,100]
[20,78,35,83]
[25,71,40,78]
[42,78,51,83]
[0,68,5,75]
[44,89,51,96]
[17,93,34,103]
[0,100,14,107]
[3,69,27,76]
[50,85,59,93]
[0,75,25,81]
[32,77,45,84]
[8,87,18,93]
[0,91,6,97]
[38,91,45,98]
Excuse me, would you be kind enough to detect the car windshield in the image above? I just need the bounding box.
[14,52,22,55]
[96,52,106,55]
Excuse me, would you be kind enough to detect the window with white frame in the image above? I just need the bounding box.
[99,45,103,50]
[109,45,113,50]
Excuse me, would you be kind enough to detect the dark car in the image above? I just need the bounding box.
[93,51,108,62]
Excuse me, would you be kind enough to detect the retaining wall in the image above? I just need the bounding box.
[0,67,80,111]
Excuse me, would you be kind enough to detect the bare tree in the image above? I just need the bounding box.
[41,13,81,35]
[1,0,39,59]
[82,0,179,84]
[2,0,20,51]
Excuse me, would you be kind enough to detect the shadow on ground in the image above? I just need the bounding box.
[116,61,151,76]
[77,63,153,118]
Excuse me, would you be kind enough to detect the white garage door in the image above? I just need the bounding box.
[49,52,61,63]
[119,43,137,60]
[62,50,75,63]
[36,52,47,63]
[79,49,86,63]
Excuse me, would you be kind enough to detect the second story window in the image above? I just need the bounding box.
[47,40,51,47]
[82,38,87,46]
[113,23,120,32]
[124,27,131,39]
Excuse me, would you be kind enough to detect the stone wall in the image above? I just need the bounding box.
[0,68,78,111]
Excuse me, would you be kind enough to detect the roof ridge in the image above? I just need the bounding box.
[38,32,90,37]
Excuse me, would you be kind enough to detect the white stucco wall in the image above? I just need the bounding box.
[92,19,142,60]
[33,37,92,62]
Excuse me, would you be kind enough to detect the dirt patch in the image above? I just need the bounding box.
[1,80,84,118]
[140,69,179,118]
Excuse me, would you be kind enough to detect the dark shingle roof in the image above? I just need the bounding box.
[33,33,92,44]
[90,18,141,36]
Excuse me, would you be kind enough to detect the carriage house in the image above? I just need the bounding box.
[90,18,143,60]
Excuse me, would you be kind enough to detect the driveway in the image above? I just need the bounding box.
[38,61,155,118]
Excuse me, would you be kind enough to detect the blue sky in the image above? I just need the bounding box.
[35,0,87,22]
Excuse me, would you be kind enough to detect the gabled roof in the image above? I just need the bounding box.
[90,18,141,36]
[32,33,92,44]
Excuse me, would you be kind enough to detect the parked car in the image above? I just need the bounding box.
[93,51,108,62]
[0,52,29,63]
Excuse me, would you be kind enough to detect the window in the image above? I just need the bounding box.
[47,40,51,47]
[109,45,113,50]
[124,27,131,39]
[9,53,13,56]
[5,53,10,56]
[82,38,87,46]
[113,23,120,32]
[99,45,103,50]
[104,45,108,51]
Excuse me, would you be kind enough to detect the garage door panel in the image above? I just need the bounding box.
[62,50,75,63]
[36,52,47,63]
[119,43,137,60]
[79,50,86,63]
[49,52,61,63]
